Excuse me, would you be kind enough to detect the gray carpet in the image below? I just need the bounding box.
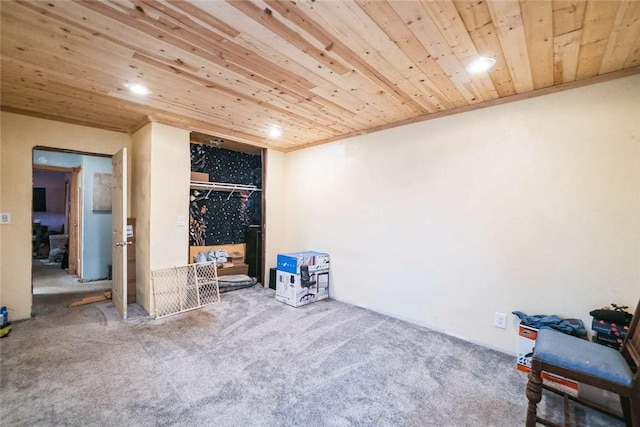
[31,258,112,298]
[1,284,622,426]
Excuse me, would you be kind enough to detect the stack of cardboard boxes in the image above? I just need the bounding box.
[516,324,578,390]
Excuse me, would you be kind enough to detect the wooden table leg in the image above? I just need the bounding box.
[526,360,543,427]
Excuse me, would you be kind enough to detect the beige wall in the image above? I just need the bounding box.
[264,149,289,285]
[131,123,152,311]
[3,77,637,354]
[130,122,190,314]
[149,123,190,278]
[0,113,277,319]
[0,112,131,320]
[0,133,3,307]
[283,75,640,353]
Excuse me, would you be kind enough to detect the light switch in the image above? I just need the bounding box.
[177,215,185,227]
[0,213,11,224]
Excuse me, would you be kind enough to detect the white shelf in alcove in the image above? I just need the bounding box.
[190,180,262,201]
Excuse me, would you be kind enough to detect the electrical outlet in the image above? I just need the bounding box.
[0,213,11,225]
[494,312,507,329]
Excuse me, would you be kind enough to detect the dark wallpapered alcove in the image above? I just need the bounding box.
[189,144,262,246]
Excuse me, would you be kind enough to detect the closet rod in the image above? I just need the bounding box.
[190,180,262,201]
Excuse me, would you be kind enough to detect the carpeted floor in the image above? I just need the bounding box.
[31,259,112,298]
[1,275,622,426]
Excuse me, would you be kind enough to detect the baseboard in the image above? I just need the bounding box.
[329,295,516,357]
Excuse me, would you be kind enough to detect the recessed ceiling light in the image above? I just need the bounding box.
[467,57,496,74]
[267,125,282,139]
[125,83,150,96]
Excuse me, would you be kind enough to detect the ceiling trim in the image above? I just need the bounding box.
[32,164,75,173]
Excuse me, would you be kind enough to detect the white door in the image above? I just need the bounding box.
[112,148,128,319]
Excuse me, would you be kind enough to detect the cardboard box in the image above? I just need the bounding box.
[217,263,249,276]
[517,324,578,390]
[190,171,209,182]
[228,251,244,264]
[276,251,329,307]
[276,251,330,274]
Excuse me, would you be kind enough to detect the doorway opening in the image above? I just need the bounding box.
[31,148,114,316]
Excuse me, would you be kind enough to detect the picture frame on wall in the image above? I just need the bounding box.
[93,172,112,212]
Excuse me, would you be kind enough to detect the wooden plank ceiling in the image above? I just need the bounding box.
[1,0,639,151]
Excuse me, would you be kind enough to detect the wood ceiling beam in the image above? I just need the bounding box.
[552,1,587,36]
[1,0,638,150]
[576,1,620,78]
[165,0,241,38]
[624,37,640,68]
[131,52,349,134]
[129,0,382,125]
[453,0,517,97]
[420,0,499,102]
[486,0,535,93]
[227,0,351,76]
[356,0,459,109]
[553,30,583,84]
[76,1,314,93]
[14,0,367,137]
[274,2,439,115]
[263,0,429,115]
[521,0,555,89]
[599,1,640,74]
[551,1,587,84]
[388,1,485,104]
[163,0,405,125]
[311,0,443,113]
